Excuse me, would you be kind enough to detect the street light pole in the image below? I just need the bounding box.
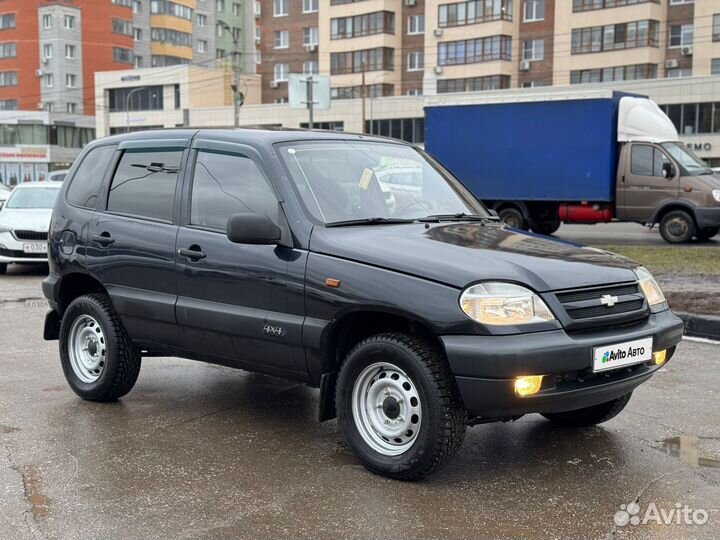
[219,20,242,128]
[125,86,145,133]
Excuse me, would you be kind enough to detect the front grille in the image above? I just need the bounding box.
[554,282,648,329]
[0,247,47,259]
[12,230,48,241]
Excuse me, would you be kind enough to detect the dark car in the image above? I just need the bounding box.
[43,129,684,480]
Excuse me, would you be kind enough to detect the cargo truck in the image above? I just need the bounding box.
[425,91,720,243]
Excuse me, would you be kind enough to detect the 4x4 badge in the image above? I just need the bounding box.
[600,294,619,308]
[263,324,286,337]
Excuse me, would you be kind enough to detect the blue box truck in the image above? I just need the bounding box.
[425,90,720,243]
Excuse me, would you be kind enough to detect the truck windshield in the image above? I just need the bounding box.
[277,140,487,225]
[661,142,713,176]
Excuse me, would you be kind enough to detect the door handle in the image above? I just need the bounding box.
[90,233,114,246]
[178,247,207,260]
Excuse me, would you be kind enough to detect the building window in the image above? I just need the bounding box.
[112,18,133,36]
[669,24,693,48]
[112,0,132,5]
[408,14,424,34]
[66,73,77,87]
[666,68,692,78]
[216,0,225,11]
[198,39,207,53]
[303,26,319,46]
[523,0,544,22]
[331,12,395,39]
[437,75,510,93]
[330,47,394,74]
[669,0,693,4]
[0,71,17,87]
[0,99,18,110]
[438,36,512,66]
[134,28,142,40]
[521,81,546,88]
[197,13,207,26]
[573,0,659,12]
[660,102,718,134]
[67,102,77,114]
[274,0,288,17]
[0,14,15,30]
[45,73,54,88]
[331,84,394,100]
[133,1,142,14]
[522,39,544,61]
[65,44,76,58]
[300,121,343,131]
[108,85,164,111]
[151,55,189,66]
[274,30,289,48]
[712,58,720,75]
[571,20,660,54]
[439,0,512,28]
[303,60,319,75]
[570,63,657,84]
[43,43,53,59]
[42,14,52,29]
[64,15,76,29]
[407,51,424,71]
[135,55,143,68]
[151,28,192,47]
[0,43,15,59]
[233,2,242,15]
[151,1,193,19]
[303,0,319,13]
[274,63,289,82]
[407,88,421,96]
[113,47,134,64]
[365,118,425,143]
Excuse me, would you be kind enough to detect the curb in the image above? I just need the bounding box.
[676,312,720,341]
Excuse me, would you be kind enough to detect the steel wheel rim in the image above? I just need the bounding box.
[68,315,107,384]
[667,217,688,238]
[351,362,422,456]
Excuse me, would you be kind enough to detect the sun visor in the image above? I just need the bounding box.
[617,96,679,143]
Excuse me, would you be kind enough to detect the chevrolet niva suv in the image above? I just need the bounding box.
[43,129,684,480]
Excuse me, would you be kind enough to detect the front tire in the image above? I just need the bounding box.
[541,392,632,427]
[695,226,719,241]
[498,207,528,230]
[59,293,141,401]
[659,210,695,244]
[336,333,467,480]
[0,263,6,275]
[531,220,561,236]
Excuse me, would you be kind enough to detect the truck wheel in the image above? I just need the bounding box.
[336,333,467,480]
[0,263,6,275]
[659,210,695,243]
[531,220,561,236]
[695,226,719,241]
[541,392,632,427]
[498,208,528,230]
[59,293,141,402]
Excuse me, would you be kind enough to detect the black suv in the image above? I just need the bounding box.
[43,129,684,480]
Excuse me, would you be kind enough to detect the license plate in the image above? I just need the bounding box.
[593,337,653,372]
[23,243,46,254]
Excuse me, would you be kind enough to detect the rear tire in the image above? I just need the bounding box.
[531,220,561,236]
[0,263,6,275]
[59,293,141,401]
[336,333,467,480]
[695,226,719,241]
[659,210,695,244]
[541,392,632,427]
[498,207,528,230]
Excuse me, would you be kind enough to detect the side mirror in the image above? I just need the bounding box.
[662,161,675,179]
[226,213,281,245]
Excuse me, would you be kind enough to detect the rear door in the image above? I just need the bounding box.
[617,143,679,221]
[87,139,188,349]
[175,139,308,379]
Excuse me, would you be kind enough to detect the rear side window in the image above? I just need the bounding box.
[107,149,183,222]
[190,150,277,230]
[66,145,116,209]
[631,145,666,177]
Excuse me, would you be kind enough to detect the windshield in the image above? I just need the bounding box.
[5,187,60,209]
[661,142,713,176]
[278,140,486,224]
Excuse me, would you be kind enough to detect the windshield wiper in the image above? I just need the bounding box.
[325,217,417,227]
[418,213,498,222]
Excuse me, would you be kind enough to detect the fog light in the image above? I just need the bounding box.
[514,375,544,397]
[653,350,667,366]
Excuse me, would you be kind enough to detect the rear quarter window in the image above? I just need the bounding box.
[66,145,117,209]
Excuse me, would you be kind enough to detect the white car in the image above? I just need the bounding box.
[0,183,11,210]
[47,169,70,182]
[0,183,61,274]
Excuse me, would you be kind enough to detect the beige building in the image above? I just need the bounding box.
[94,65,261,136]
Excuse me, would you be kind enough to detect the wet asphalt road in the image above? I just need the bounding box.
[1,266,719,540]
[554,222,720,246]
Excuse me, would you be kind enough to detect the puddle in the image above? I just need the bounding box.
[657,436,720,469]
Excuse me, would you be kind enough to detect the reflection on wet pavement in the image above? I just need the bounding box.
[657,436,720,468]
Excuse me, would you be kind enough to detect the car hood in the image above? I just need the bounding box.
[309,222,639,292]
[0,208,53,231]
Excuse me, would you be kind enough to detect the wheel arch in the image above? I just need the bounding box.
[648,201,698,226]
[57,272,109,315]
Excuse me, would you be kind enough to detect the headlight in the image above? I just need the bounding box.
[0,223,11,233]
[712,190,720,203]
[460,282,555,326]
[634,267,666,306]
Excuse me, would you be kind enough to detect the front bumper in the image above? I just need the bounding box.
[0,231,48,264]
[441,309,684,418]
[694,207,720,229]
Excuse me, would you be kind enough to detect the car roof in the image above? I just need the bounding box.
[89,127,408,148]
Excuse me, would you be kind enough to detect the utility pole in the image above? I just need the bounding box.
[306,75,314,129]
[125,86,146,133]
[219,20,243,127]
[360,61,366,133]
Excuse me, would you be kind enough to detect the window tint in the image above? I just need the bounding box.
[66,145,116,208]
[190,150,277,230]
[631,145,668,177]
[107,149,182,221]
